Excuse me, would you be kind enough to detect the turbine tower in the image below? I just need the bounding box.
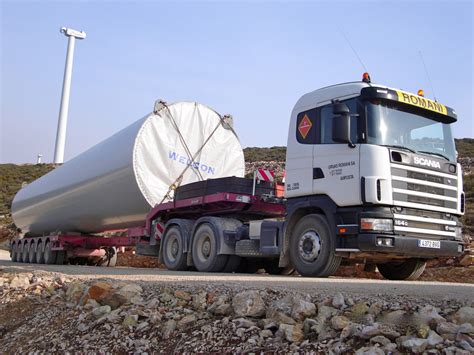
[53,27,86,164]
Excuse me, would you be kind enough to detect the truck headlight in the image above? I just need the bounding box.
[360,218,393,232]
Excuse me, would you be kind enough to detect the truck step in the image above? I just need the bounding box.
[235,239,265,257]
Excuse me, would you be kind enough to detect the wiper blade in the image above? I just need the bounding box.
[418,150,450,161]
[383,145,416,153]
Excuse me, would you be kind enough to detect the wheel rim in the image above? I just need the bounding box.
[196,234,212,262]
[298,230,321,262]
[166,234,180,263]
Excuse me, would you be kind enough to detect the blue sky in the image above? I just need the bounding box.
[1,0,473,163]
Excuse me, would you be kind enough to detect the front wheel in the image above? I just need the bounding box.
[377,259,426,280]
[163,226,188,271]
[289,214,341,277]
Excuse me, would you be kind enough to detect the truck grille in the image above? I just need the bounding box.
[391,163,459,239]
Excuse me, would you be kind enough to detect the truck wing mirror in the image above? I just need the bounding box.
[332,102,355,148]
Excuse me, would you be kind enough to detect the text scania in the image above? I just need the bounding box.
[413,157,441,169]
[168,151,216,175]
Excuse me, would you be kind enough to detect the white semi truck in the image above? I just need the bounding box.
[10,75,465,280]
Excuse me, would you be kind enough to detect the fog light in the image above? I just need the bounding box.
[361,218,393,232]
[376,237,394,247]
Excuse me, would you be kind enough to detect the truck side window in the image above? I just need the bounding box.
[320,99,358,144]
[296,108,318,144]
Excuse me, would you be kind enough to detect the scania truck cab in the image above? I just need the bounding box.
[284,74,465,279]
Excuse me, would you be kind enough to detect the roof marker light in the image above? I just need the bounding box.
[417,89,425,97]
[362,72,371,83]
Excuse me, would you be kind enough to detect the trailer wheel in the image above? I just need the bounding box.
[163,226,188,271]
[11,243,17,262]
[289,214,341,277]
[97,247,117,267]
[44,241,57,264]
[28,242,37,263]
[22,242,30,263]
[377,259,426,281]
[192,223,227,272]
[36,240,45,264]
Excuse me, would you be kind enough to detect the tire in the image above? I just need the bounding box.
[222,255,241,273]
[289,214,341,277]
[28,242,37,263]
[192,223,228,272]
[44,241,58,265]
[96,247,117,267]
[11,243,17,262]
[162,226,188,271]
[377,259,426,281]
[22,243,29,263]
[36,240,45,264]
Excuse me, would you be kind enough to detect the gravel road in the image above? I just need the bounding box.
[1,250,472,302]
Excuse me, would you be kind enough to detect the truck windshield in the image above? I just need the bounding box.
[365,100,456,161]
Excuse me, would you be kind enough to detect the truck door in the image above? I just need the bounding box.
[312,99,361,206]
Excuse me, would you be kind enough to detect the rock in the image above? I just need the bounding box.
[331,315,350,330]
[279,324,304,343]
[192,291,207,311]
[233,318,256,329]
[122,314,138,327]
[236,327,246,338]
[291,298,316,321]
[92,305,111,318]
[349,302,369,321]
[65,281,87,303]
[303,318,318,334]
[370,335,391,346]
[427,330,444,346]
[359,323,400,340]
[458,339,474,352]
[260,329,273,338]
[266,309,296,325]
[414,305,443,327]
[401,337,428,353]
[340,324,357,339]
[87,281,113,302]
[162,319,177,339]
[368,302,382,316]
[174,290,192,301]
[332,293,345,309]
[270,295,294,315]
[355,346,385,355]
[208,295,232,316]
[258,318,279,330]
[177,314,197,329]
[418,324,431,338]
[436,321,459,335]
[146,298,160,308]
[159,291,175,304]
[232,290,266,317]
[381,310,408,324]
[458,323,474,334]
[317,305,338,320]
[453,307,474,326]
[10,276,30,289]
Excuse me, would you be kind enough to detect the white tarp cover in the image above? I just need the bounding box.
[12,101,244,235]
[134,102,244,205]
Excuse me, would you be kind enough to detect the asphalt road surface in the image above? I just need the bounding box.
[1,250,472,302]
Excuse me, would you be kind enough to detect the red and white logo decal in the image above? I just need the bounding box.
[256,169,275,182]
[298,114,312,139]
[155,221,164,240]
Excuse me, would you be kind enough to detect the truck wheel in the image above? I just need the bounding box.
[28,242,37,263]
[11,243,17,262]
[289,214,341,277]
[162,226,188,271]
[44,241,57,264]
[377,259,426,281]
[36,240,45,264]
[192,223,227,272]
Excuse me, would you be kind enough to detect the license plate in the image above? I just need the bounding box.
[418,239,441,249]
